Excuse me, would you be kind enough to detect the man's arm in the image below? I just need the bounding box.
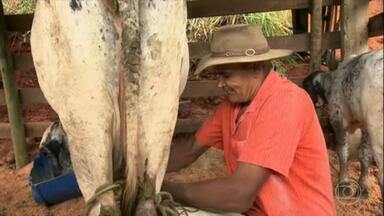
[166,138,210,172]
[162,162,271,213]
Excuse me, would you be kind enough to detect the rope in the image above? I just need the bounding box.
[83,180,197,216]
[154,191,198,216]
[83,180,125,216]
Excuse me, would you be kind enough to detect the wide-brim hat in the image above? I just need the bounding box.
[194,24,293,75]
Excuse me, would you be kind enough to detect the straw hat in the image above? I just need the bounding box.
[194,24,293,75]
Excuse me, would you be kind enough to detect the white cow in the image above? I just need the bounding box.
[31,0,189,215]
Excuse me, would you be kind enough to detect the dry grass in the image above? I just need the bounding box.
[2,0,36,15]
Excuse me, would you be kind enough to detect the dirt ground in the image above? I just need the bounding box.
[1,2,383,215]
[0,137,383,216]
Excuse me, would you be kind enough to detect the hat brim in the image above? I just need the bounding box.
[194,49,293,75]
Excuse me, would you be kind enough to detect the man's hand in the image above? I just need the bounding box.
[166,136,210,172]
[162,162,271,213]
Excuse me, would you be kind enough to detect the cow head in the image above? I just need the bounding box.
[303,71,328,107]
[39,121,72,176]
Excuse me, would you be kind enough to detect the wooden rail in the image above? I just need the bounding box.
[4,0,341,31]
[12,33,341,70]
[0,114,329,138]
[0,119,205,138]
[0,77,305,106]
[187,0,339,18]
[10,26,382,67]
[368,12,384,37]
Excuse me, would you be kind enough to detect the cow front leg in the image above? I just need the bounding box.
[357,131,371,199]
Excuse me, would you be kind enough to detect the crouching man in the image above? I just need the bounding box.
[162,24,336,215]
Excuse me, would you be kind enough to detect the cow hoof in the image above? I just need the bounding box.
[135,199,157,216]
[337,182,354,197]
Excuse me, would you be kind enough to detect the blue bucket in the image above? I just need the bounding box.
[29,153,82,206]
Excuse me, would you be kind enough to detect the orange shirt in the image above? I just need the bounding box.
[196,71,336,215]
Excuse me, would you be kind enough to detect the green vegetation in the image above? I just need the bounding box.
[2,0,36,15]
[245,12,292,37]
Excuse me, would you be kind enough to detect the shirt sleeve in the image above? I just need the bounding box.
[238,90,308,177]
[195,101,227,150]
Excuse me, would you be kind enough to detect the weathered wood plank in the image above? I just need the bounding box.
[12,32,342,70]
[368,12,384,38]
[0,89,5,105]
[14,34,323,69]
[4,13,33,32]
[187,0,340,18]
[0,119,205,138]
[5,7,378,38]
[4,1,341,31]
[0,88,48,105]
[1,113,329,138]
[0,77,305,106]
[13,53,33,70]
[0,122,52,138]
[19,88,47,104]
[182,80,225,98]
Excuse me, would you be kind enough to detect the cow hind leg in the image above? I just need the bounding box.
[366,124,384,199]
[357,131,371,199]
[332,122,353,197]
[31,0,121,214]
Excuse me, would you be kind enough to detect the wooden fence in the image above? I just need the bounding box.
[0,0,383,167]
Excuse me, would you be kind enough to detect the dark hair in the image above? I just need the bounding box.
[241,61,272,73]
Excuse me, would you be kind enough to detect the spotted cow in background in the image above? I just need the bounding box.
[303,50,383,198]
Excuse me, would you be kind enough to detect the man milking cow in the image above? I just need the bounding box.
[163,24,337,215]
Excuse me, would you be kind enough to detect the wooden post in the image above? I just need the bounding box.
[324,5,339,70]
[310,0,323,73]
[341,0,369,59]
[0,1,29,168]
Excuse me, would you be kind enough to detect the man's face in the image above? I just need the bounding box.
[213,63,263,104]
